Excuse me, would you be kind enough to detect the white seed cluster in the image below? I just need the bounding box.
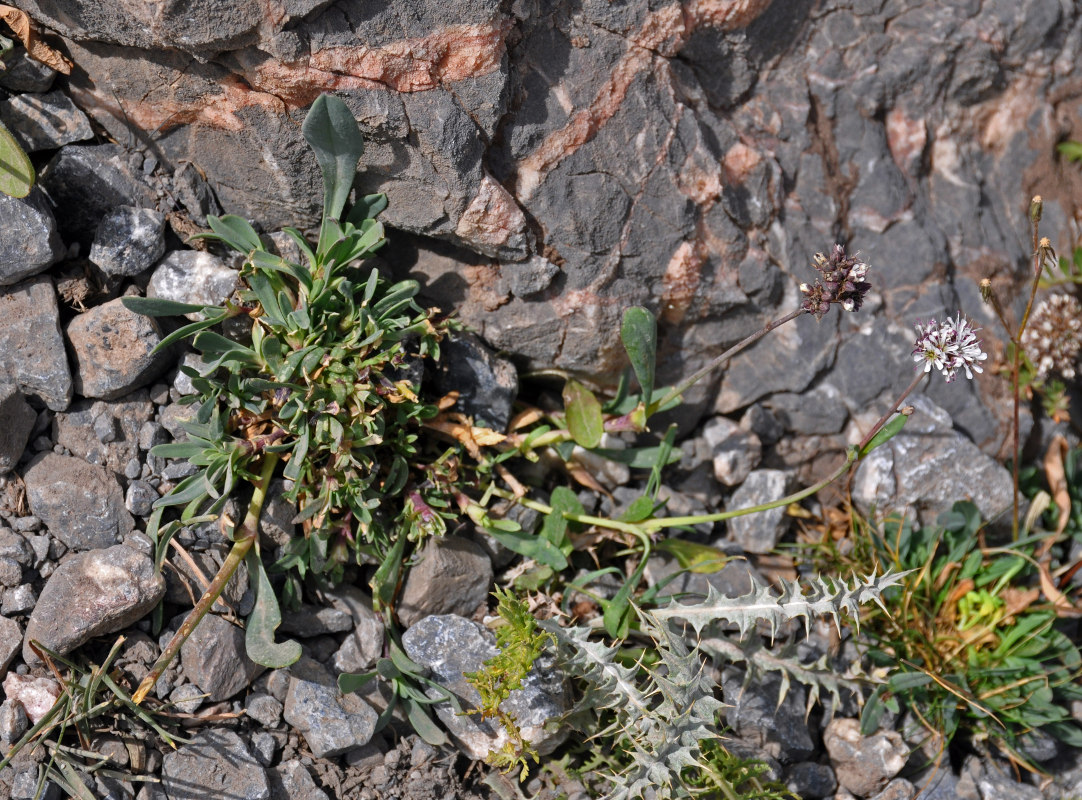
[1021,293,1082,381]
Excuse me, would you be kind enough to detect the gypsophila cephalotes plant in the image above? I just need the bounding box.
[912,314,989,383]
[799,243,871,318]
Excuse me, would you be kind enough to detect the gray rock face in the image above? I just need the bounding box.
[53,390,155,477]
[162,730,270,800]
[23,452,134,551]
[38,144,158,244]
[724,469,791,554]
[147,250,240,311]
[823,717,908,798]
[89,205,167,277]
[22,544,165,664]
[283,657,378,758]
[0,46,56,93]
[852,394,1014,527]
[0,277,72,411]
[0,189,65,286]
[66,298,170,400]
[401,613,570,760]
[396,535,493,628]
[0,378,36,475]
[432,331,518,431]
[180,612,265,702]
[24,0,1077,449]
[0,90,93,152]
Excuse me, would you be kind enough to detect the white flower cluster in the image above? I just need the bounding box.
[912,314,988,383]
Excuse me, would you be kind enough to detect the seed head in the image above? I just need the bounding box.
[1021,293,1082,382]
[912,314,988,383]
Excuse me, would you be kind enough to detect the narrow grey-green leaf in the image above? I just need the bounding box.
[245,551,302,668]
[620,306,657,408]
[121,296,209,317]
[302,94,364,222]
[563,379,603,449]
[859,412,909,457]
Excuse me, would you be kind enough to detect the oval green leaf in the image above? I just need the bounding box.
[0,121,33,198]
[563,379,603,449]
[245,551,302,668]
[620,306,657,408]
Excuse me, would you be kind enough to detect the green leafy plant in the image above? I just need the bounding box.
[809,501,1082,759]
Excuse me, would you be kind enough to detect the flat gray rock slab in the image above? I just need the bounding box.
[0,276,72,410]
[180,612,265,702]
[402,614,569,760]
[162,729,270,800]
[67,297,169,400]
[23,544,164,664]
[23,452,133,551]
[397,535,493,628]
[0,616,22,677]
[0,188,65,285]
[283,657,377,758]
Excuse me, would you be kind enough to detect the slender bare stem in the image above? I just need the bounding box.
[132,453,280,705]
[855,370,927,454]
[653,308,806,412]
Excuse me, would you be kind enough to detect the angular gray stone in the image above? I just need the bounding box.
[852,394,1013,527]
[162,730,270,800]
[23,544,165,664]
[0,277,72,411]
[724,469,791,554]
[702,415,761,487]
[66,298,170,400]
[278,604,353,637]
[316,584,385,674]
[785,761,837,799]
[0,188,65,285]
[823,717,908,798]
[397,535,493,628]
[53,390,155,477]
[38,143,157,244]
[245,692,283,728]
[2,584,36,616]
[0,616,22,676]
[0,378,36,475]
[283,657,378,758]
[764,382,848,435]
[401,614,570,760]
[0,47,56,93]
[722,669,814,764]
[0,90,93,152]
[432,331,518,431]
[89,206,167,277]
[147,250,240,312]
[180,612,265,702]
[268,760,329,800]
[23,452,133,550]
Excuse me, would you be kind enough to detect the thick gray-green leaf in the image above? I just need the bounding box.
[621,306,656,408]
[121,296,209,317]
[245,551,302,668]
[302,94,364,222]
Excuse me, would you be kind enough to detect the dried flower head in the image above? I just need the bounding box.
[912,314,988,383]
[1021,293,1082,382]
[800,244,871,319]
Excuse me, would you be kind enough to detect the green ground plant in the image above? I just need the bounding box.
[10,90,1020,800]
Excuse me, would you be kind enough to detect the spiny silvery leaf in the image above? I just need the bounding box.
[538,621,648,717]
[701,633,864,721]
[652,571,909,639]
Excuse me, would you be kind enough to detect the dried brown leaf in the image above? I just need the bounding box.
[1044,433,1071,537]
[0,6,72,74]
[1038,558,1082,618]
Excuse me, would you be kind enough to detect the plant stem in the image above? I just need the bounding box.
[653,308,806,412]
[1009,213,1044,539]
[854,370,926,454]
[132,453,280,705]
